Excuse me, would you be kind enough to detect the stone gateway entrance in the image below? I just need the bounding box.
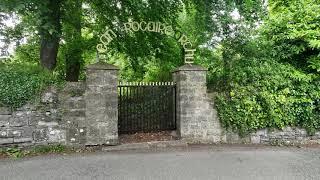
[83,62,222,146]
[118,82,176,134]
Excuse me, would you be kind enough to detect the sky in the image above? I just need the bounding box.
[0,14,19,58]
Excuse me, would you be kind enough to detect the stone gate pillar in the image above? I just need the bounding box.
[173,65,222,143]
[85,62,119,145]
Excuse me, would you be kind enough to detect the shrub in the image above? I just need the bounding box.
[215,58,320,136]
[0,63,60,108]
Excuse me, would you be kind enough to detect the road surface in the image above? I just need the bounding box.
[0,145,319,180]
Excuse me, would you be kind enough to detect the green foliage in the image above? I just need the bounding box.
[0,62,59,108]
[31,144,66,154]
[2,0,319,137]
[13,41,40,64]
[0,144,66,159]
[216,57,320,136]
[213,0,320,136]
[263,0,320,72]
[0,147,25,158]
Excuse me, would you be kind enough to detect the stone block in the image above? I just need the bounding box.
[47,127,66,143]
[9,114,29,127]
[296,136,305,141]
[220,133,227,143]
[0,138,13,145]
[62,82,86,95]
[315,131,320,137]
[78,127,87,144]
[13,137,33,143]
[64,97,85,109]
[41,87,58,104]
[63,109,85,118]
[256,129,267,136]
[85,137,99,145]
[64,117,86,127]
[0,129,9,138]
[260,136,270,143]
[0,115,10,127]
[87,125,100,138]
[28,113,47,126]
[8,126,33,138]
[226,132,240,143]
[105,111,117,120]
[66,127,80,144]
[37,121,59,127]
[251,135,261,144]
[0,107,12,115]
[33,128,48,142]
[7,129,23,137]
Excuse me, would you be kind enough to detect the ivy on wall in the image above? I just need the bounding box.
[0,63,59,108]
[215,58,320,136]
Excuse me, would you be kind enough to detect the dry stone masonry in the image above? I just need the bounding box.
[60,82,86,145]
[173,65,222,143]
[0,87,65,146]
[1,63,320,147]
[224,127,320,145]
[85,62,119,145]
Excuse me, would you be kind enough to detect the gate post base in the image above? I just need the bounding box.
[85,62,119,146]
[173,65,222,143]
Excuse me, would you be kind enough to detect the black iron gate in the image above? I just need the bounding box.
[118,82,176,134]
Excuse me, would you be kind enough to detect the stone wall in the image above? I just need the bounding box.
[173,64,320,146]
[85,62,119,145]
[223,127,320,145]
[173,65,222,143]
[0,82,88,147]
[1,62,319,147]
[0,87,66,146]
[60,82,86,145]
[0,62,120,148]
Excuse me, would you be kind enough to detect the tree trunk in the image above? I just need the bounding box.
[64,0,83,82]
[39,0,62,70]
[40,37,59,70]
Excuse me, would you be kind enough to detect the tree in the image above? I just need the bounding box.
[39,0,62,70]
[0,0,62,70]
[263,0,320,73]
[63,0,83,81]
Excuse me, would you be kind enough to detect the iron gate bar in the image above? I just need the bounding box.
[118,82,176,134]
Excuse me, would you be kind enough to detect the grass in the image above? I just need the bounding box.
[0,144,67,159]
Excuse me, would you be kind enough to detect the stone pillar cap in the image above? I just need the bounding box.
[86,62,119,70]
[173,64,207,72]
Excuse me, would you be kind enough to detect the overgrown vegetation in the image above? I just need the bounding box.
[213,0,320,135]
[216,58,320,136]
[0,144,66,158]
[0,0,319,135]
[0,62,61,108]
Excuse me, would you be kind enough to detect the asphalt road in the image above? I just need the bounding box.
[0,145,320,180]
